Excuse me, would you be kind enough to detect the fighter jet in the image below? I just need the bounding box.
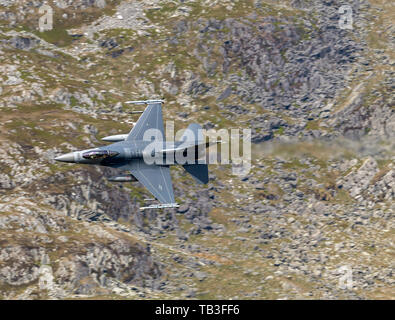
[54,100,210,210]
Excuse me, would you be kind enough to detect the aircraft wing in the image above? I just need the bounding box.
[126,102,164,141]
[116,159,175,204]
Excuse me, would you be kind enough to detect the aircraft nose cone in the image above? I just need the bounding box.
[54,152,75,163]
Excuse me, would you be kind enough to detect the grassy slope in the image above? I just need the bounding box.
[0,0,393,299]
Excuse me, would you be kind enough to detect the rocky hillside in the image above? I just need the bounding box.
[0,0,393,299]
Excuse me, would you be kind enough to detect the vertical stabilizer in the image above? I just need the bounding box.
[179,123,204,145]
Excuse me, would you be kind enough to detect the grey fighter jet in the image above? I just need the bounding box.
[54,100,210,210]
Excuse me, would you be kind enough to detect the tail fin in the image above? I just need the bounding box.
[183,164,209,184]
[179,123,204,144]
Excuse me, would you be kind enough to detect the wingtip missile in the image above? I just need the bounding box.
[140,203,179,211]
[125,99,165,105]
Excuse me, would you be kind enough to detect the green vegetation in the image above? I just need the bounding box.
[276,126,285,135]
[305,120,320,130]
[34,28,73,47]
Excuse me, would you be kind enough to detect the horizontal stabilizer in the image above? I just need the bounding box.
[183,164,209,184]
[140,203,179,211]
[125,99,164,105]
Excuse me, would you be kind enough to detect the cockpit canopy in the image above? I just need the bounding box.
[82,150,119,160]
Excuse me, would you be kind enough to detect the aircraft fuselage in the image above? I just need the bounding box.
[54,140,204,167]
